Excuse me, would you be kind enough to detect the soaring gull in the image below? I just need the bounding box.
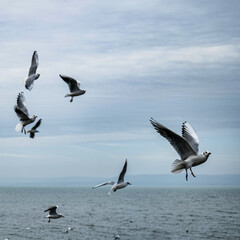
[59,74,86,102]
[27,119,42,138]
[44,206,64,223]
[92,159,131,194]
[14,92,37,134]
[150,118,211,181]
[24,51,40,91]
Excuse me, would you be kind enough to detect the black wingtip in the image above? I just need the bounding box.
[149,117,157,125]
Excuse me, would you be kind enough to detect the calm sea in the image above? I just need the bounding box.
[0,187,239,240]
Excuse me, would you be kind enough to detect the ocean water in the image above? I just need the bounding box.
[0,187,239,240]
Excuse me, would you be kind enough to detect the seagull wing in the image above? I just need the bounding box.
[59,74,80,92]
[28,51,39,76]
[31,119,42,130]
[14,106,29,121]
[92,181,115,189]
[182,121,199,153]
[150,118,197,160]
[117,159,127,183]
[16,92,29,116]
[44,206,58,215]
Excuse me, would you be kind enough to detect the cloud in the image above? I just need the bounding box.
[0,0,240,177]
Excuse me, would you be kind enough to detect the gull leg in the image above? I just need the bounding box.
[70,97,73,102]
[48,218,50,223]
[23,127,26,134]
[185,169,188,181]
[190,168,196,178]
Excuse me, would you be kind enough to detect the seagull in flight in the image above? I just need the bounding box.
[14,92,37,134]
[59,74,86,102]
[27,119,42,138]
[24,51,40,90]
[92,159,131,194]
[150,118,211,181]
[44,206,64,223]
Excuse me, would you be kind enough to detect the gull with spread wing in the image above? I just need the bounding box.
[44,206,64,223]
[27,119,42,138]
[24,51,40,90]
[92,159,131,194]
[14,92,37,134]
[60,74,86,102]
[150,118,211,181]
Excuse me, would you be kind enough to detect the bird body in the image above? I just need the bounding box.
[110,181,129,192]
[24,51,40,91]
[44,206,64,223]
[150,118,211,181]
[65,89,86,98]
[14,92,37,134]
[60,74,86,102]
[27,119,42,138]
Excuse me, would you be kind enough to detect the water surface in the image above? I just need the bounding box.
[0,187,239,239]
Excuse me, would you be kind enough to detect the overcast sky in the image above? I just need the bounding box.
[0,0,240,179]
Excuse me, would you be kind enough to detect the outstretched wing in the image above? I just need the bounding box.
[28,51,39,76]
[117,159,127,183]
[59,74,80,92]
[92,181,115,189]
[150,118,197,160]
[182,121,199,153]
[16,92,29,116]
[44,206,57,215]
[14,106,29,121]
[32,119,42,130]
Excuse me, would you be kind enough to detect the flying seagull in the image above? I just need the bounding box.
[24,51,40,90]
[92,159,131,194]
[150,118,211,181]
[14,92,37,134]
[44,206,64,223]
[27,119,42,138]
[59,74,86,102]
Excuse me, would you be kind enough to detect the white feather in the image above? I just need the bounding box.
[15,123,23,132]
[171,159,185,174]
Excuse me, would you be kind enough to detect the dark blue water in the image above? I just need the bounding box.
[0,187,239,239]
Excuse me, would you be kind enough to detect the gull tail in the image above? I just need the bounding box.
[171,159,185,174]
[15,123,23,132]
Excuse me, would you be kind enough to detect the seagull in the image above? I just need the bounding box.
[59,74,86,102]
[27,119,42,138]
[44,206,64,223]
[24,51,40,91]
[150,118,211,181]
[14,92,37,134]
[92,159,131,194]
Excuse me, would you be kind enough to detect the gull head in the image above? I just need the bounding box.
[203,151,211,157]
[32,115,37,120]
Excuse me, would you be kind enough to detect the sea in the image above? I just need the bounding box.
[0,186,239,240]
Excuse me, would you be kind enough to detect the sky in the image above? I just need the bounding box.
[0,0,240,179]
